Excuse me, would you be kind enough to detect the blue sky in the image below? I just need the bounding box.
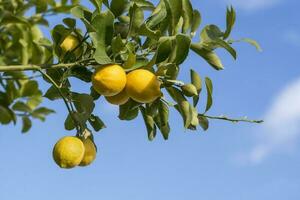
[1,0,300,199]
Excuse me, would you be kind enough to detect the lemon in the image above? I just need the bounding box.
[105,89,129,105]
[60,35,81,56]
[126,69,161,103]
[53,136,85,169]
[92,64,127,96]
[79,138,97,167]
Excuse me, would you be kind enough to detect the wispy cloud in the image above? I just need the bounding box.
[239,77,300,164]
[223,0,282,11]
[283,30,300,46]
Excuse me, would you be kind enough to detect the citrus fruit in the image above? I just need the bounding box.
[79,138,97,167]
[105,89,129,105]
[126,69,161,103]
[92,64,127,96]
[52,136,85,169]
[60,34,81,56]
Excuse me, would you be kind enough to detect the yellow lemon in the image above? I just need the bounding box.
[52,136,85,169]
[79,138,97,167]
[60,35,81,56]
[105,89,129,105]
[92,64,127,96]
[126,69,161,103]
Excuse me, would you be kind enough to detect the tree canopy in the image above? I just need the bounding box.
[0,0,262,140]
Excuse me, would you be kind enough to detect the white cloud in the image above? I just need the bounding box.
[283,30,300,46]
[224,0,282,11]
[241,77,300,164]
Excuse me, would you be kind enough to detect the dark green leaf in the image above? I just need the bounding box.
[21,116,32,133]
[119,99,139,121]
[88,114,106,131]
[0,106,12,125]
[110,0,129,17]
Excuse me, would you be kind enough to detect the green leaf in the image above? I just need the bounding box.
[90,87,101,100]
[191,10,201,37]
[63,18,76,28]
[21,116,32,133]
[190,69,202,93]
[200,25,223,42]
[65,113,76,130]
[191,69,202,106]
[166,87,186,103]
[89,0,103,13]
[71,6,94,32]
[0,106,12,125]
[214,39,237,59]
[163,0,182,35]
[119,99,139,121]
[175,100,191,128]
[110,0,129,17]
[6,80,19,104]
[31,107,55,121]
[44,86,69,101]
[111,34,125,54]
[156,101,170,140]
[128,3,144,37]
[88,114,106,131]
[198,115,209,131]
[27,92,43,110]
[239,38,262,52]
[223,6,236,39]
[182,0,193,34]
[36,0,48,13]
[12,101,32,112]
[123,51,137,69]
[90,11,115,64]
[146,0,167,29]
[155,37,172,64]
[204,77,213,112]
[170,34,191,65]
[190,43,224,70]
[140,106,156,141]
[72,93,95,122]
[70,67,93,82]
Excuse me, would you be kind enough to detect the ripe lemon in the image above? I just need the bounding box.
[92,64,127,96]
[60,35,81,56]
[53,136,85,169]
[105,89,129,105]
[79,138,97,167]
[126,69,161,103]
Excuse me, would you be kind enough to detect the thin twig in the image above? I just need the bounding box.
[198,114,263,124]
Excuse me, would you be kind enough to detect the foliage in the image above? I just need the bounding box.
[0,0,262,140]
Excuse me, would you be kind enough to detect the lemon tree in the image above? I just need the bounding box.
[0,0,263,168]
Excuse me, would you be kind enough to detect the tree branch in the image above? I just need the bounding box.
[0,58,95,72]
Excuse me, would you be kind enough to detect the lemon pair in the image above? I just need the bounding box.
[92,64,161,105]
[53,136,97,169]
